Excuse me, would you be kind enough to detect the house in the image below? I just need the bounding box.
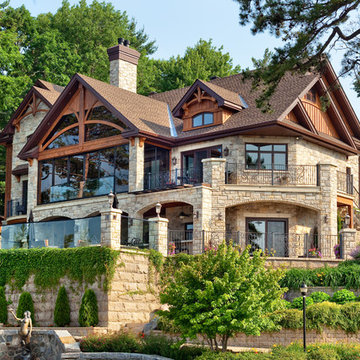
[0,38,359,259]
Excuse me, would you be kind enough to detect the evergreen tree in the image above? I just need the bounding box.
[54,286,71,327]
[0,286,8,324]
[79,289,98,327]
[16,292,35,324]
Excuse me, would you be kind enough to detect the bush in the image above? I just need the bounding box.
[271,343,306,359]
[276,309,303,329]
[306,302,341,331]
[307,346,339,360]
[80,332,139,352]
[79,289,98,327]
[0,286,8,324]
[339,302,360,332]
[291,296,314,309]
[54,286,70,326]
[140,334,176,358]
[332,289,356,304]
[16,292,35,323]
[309,291,330,304]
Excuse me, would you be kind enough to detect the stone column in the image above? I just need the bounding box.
[340,228,357,260]
[202,158,226,188]
[129,137,144,192]
[318,163,338,258]
[148,217,168,256]
[27,159,38,213]
[101,208,122,249]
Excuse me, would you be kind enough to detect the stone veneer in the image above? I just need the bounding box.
[109,59,137,93]
[5,251,160,330]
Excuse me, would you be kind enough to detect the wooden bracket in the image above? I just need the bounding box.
[139,137,146,147]
[27,158,33,167]
[129,137,135,146]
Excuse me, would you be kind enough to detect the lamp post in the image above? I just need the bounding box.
[344,214,351,229]
[300,282,308,352]
[107,191,115,209]
[155,203,162,218]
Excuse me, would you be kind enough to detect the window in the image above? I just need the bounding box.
[245,144,287,170]
[39,144,129,204]
[192,112,214,128]
[306,88,316,103]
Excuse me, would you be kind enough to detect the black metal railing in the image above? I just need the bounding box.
[144,168,202,191]
[6,199,27,218]
[337,171,353,194]
[120,215,150,249]
[353,186,360,208]
[225,164,318,186]
[168,230,195,255]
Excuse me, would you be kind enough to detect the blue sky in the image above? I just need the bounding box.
[9,0,360,117]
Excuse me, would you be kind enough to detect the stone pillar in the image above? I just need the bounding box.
[101,208,122,249]
[129,137,144,192]
[202,158,226,188]
[318,163,338,257]
[27,159,38,213]
[340,228,357,260]
[148,217,168,256]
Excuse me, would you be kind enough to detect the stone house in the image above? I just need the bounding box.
[0,39,359,260]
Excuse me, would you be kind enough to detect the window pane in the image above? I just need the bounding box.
[44,113,78,146]
[97,148,115,195]
[115,144,129,193]
[259,153,272,169]
[246,152,258,169]
[274,154,286,169]
[203,113,214,125]
[211,146,222,158]
[40,161,53,204]
[51,158,72,202]
[47,127,79,149]
[259,144,272,151]
[246,144,258,151]
[247,220,265,252]
[83,152,100,197]
[85,124,120,141]
[274,145,286,152]
[192,114,202,127]
[69,155,83,199]
[87,106,128,129]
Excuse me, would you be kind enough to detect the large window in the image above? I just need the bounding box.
[192,112,214,128]
[245,144,287,170]
[40,145,129,204]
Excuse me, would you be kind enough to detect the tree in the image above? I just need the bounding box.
[16,291,35,324]
[159,243,285,351]
[233,0,360,111]
[0,286,8,324]
[78,288,98,327]
[54,286,71,326]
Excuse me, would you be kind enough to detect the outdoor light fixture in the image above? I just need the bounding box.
[217,213,222,221]
[172,157,177,166]
[155,203,162,218]
[223,147,230,157]
[107,191,115,208]
[324,215,328,223]
[300,282,308,352]
[345,214,351,228]
[194,211,199,219]
[179,211,188,220]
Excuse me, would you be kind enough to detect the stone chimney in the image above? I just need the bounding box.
[107,38,141,93]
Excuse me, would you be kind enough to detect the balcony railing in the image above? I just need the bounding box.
[144,168,202,191]
[6,199,27,218]
[225,164,318,186]
[337,171,353,195]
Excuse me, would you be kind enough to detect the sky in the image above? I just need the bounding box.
[8,0,360,117]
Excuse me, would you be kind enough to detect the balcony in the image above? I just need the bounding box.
[144,168,202,191]
[225,164,319,186]
[337,171,353,195]
[6,199,27,218]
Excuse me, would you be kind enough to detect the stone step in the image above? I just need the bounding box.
[61,353,80,359]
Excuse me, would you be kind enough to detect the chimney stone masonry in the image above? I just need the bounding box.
[107,39,140,93]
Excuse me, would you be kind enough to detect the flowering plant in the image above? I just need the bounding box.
[350,245,360,260]
[168,242,176,256]
[334,244,341,259]
[308,248,322,258]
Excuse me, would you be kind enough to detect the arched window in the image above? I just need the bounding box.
[192,112,214,128]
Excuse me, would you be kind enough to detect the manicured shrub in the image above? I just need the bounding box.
[80,333,139,352]
[276,309,303,329]
[306,302,341,331]
[332,289,356,304]
[339,302,360,333]
[0,286,8,324]
[291,296,314,309]
[79,289,98,327]
[16,292,35,323]
[309,291,330,304]
[54,286,70,326]
[307,346,339,360]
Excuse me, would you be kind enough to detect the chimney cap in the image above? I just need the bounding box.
[107,42,141,65]
[124,39,130,47]
[118,37,124,45]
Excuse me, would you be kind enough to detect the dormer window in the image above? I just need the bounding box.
[306,88,316,103]
[192,112,214,128]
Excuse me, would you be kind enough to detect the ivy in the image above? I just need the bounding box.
[0,247,120,292]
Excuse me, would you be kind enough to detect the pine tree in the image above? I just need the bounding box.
[16,292,35,323]
[0,286,8,324]
[54,286,71,327]
[78,289,98,327]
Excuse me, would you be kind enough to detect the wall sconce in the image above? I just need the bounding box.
[155,202,162,218]
[129,218,133,227]
[217,213,222,221]
[345,214,351,228]
[324,215,328,223]
[172,157,177,166]
[194,211,199,219]
[223,147,229,157]
[107,191,115,208]
[179,211,189,220]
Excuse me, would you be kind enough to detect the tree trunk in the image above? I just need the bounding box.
[221,335,229,352]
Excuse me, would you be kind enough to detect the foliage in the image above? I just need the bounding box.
[309,291,331,304]
[0,247,120,291]
[148,250,163,272]
[350,246,360,260]
[291,296,314,309]
[78,289,98,327]
[305,301,341,331]
[0,286,8,323]
[160,243,285,351]
[233,0,360,111]
[332,289,356,304]
[16,292,34,323]
[281,262,360,290]
[54,286,70,327]
[307,347,339,360]
[339,302,360,332]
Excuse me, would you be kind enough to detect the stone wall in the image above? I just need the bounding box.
[5,250,160,329]
[285,286,360,301]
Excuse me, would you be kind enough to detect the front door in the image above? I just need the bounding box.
[246,218,287,257]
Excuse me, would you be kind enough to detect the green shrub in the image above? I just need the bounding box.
[79,289,98,327]
[271,343,306,359]
[307,346,339,360]
[54,286,70,326]
[332,289,356,304]
[291,296,314,309]
[16,292,35,323]
[330,343,360,359]
[309,291,330,303]
[306,302,341,331]
[176,345,208,360]
[140,334,177,358]
[339,302,360,332]
[0,286,8,324]
[80,332,139,352]
[276,309,302,329]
